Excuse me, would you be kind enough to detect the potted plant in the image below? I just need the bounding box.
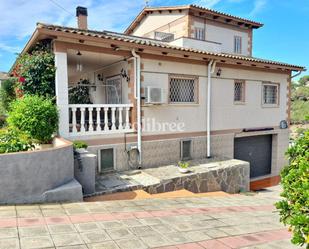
[73,141,88,153]
[177,161,190,173]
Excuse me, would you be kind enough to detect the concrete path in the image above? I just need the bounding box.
[0,186,302,249]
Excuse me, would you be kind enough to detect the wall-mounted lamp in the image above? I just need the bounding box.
[121,68,130,83]
[216,68,222,77]
[76,51,83,72]
[97,74,104,81]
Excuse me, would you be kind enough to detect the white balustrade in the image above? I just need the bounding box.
[68,104,134,136]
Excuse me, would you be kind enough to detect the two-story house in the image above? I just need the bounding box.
[13,5,305,190]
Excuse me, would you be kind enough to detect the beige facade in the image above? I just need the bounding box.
[12,5,304,187]
[141,58,289,134]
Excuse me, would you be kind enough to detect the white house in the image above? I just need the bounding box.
[14,5,305,189]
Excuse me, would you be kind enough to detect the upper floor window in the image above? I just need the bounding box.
[234,36,242,54]
[234,80,245,103]
[169,75,198,104]
[262,83,279,106]
[194,28,205,41]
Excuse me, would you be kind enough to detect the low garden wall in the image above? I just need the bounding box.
[0,137,82,204]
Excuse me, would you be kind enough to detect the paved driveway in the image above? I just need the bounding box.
[0,186,302,249]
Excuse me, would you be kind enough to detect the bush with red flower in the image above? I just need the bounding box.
[12,40,56,98]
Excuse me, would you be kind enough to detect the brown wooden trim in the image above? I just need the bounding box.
[250,175,281,190]
[53,40,131,57]
[39,28,300,72]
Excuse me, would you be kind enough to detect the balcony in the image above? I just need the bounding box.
[169,37,222,53]
[69,104,134,136]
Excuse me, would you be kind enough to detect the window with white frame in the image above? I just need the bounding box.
[262,83,279,106]
[194,27,205,40]
[169,75,198,103]
[234,36,242,54]
[234,80,245,103]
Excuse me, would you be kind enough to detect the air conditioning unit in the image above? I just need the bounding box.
[145,87,164,104]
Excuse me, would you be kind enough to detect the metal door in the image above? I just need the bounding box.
[234,135,272,178]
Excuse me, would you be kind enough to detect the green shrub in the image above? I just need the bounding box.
[14,50,55,97]
[0,128,34,154]
[0,78,17,111]
[276,129,309,247]
[73,141,88,150]
[291,100,309,123]
[7,95,58,144]
[69,79,92,104]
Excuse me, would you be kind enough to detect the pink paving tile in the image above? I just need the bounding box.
[252,229,291,242]
[154,246,178,249]
[92,213,115,221]
[112,212,135,220]
[44,216,71,225]
[199,239,231,249]
[133,211,153,218]
[18,217,46,227]
[150,210,178,217]
[218,236,252,248]
[0,218,17,228]
[69,214,94,223]
[177,242,204,249]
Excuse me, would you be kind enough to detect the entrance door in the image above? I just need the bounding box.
[99,148,114,172]
[106,75,122,104]
[234,135,272,178]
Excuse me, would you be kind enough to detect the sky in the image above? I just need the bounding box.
[0,0,308,79]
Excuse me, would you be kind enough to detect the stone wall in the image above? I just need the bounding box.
[0,138,82,204]
[88,134,234,172]
[143,159,250,194]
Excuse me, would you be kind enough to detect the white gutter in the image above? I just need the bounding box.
[207,60,216,158]
[131,49,142,166]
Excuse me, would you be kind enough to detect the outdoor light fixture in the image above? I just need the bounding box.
[97,74,104,81]
[76,51,83,72]
[216,68,222,77]
[121,68,130,82]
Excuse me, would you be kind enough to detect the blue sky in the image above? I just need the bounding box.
[0,0,308,79]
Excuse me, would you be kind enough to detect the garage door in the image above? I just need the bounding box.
[234,135,272,178]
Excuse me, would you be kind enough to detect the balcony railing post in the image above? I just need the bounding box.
[96,107,101,132]
[88,107,94,132]
[111,107,116,130]
[80,107,86,133]
[118,107,123,130]
[71,107,77,134]
[125,107,130,130]
[104,107,109,131]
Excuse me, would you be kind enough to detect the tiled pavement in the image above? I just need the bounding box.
[0,186,302,249]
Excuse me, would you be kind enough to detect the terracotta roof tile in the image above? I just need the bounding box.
[37,23,305,71]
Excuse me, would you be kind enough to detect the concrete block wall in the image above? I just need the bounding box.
[88,134,234,171]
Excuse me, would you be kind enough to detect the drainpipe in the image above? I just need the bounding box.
[207,60,216,158]
[131,49,142,167]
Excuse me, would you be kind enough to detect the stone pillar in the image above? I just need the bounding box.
[55,52,70,138]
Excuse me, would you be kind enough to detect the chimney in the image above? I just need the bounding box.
[76,6,88,30]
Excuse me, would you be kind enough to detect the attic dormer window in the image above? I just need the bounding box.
[194,27,205,40]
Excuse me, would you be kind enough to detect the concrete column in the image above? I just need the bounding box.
[55,52,69,138]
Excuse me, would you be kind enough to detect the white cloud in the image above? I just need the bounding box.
[196,0,222,8]
[0,43,21,54]
[248,0,266,17]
